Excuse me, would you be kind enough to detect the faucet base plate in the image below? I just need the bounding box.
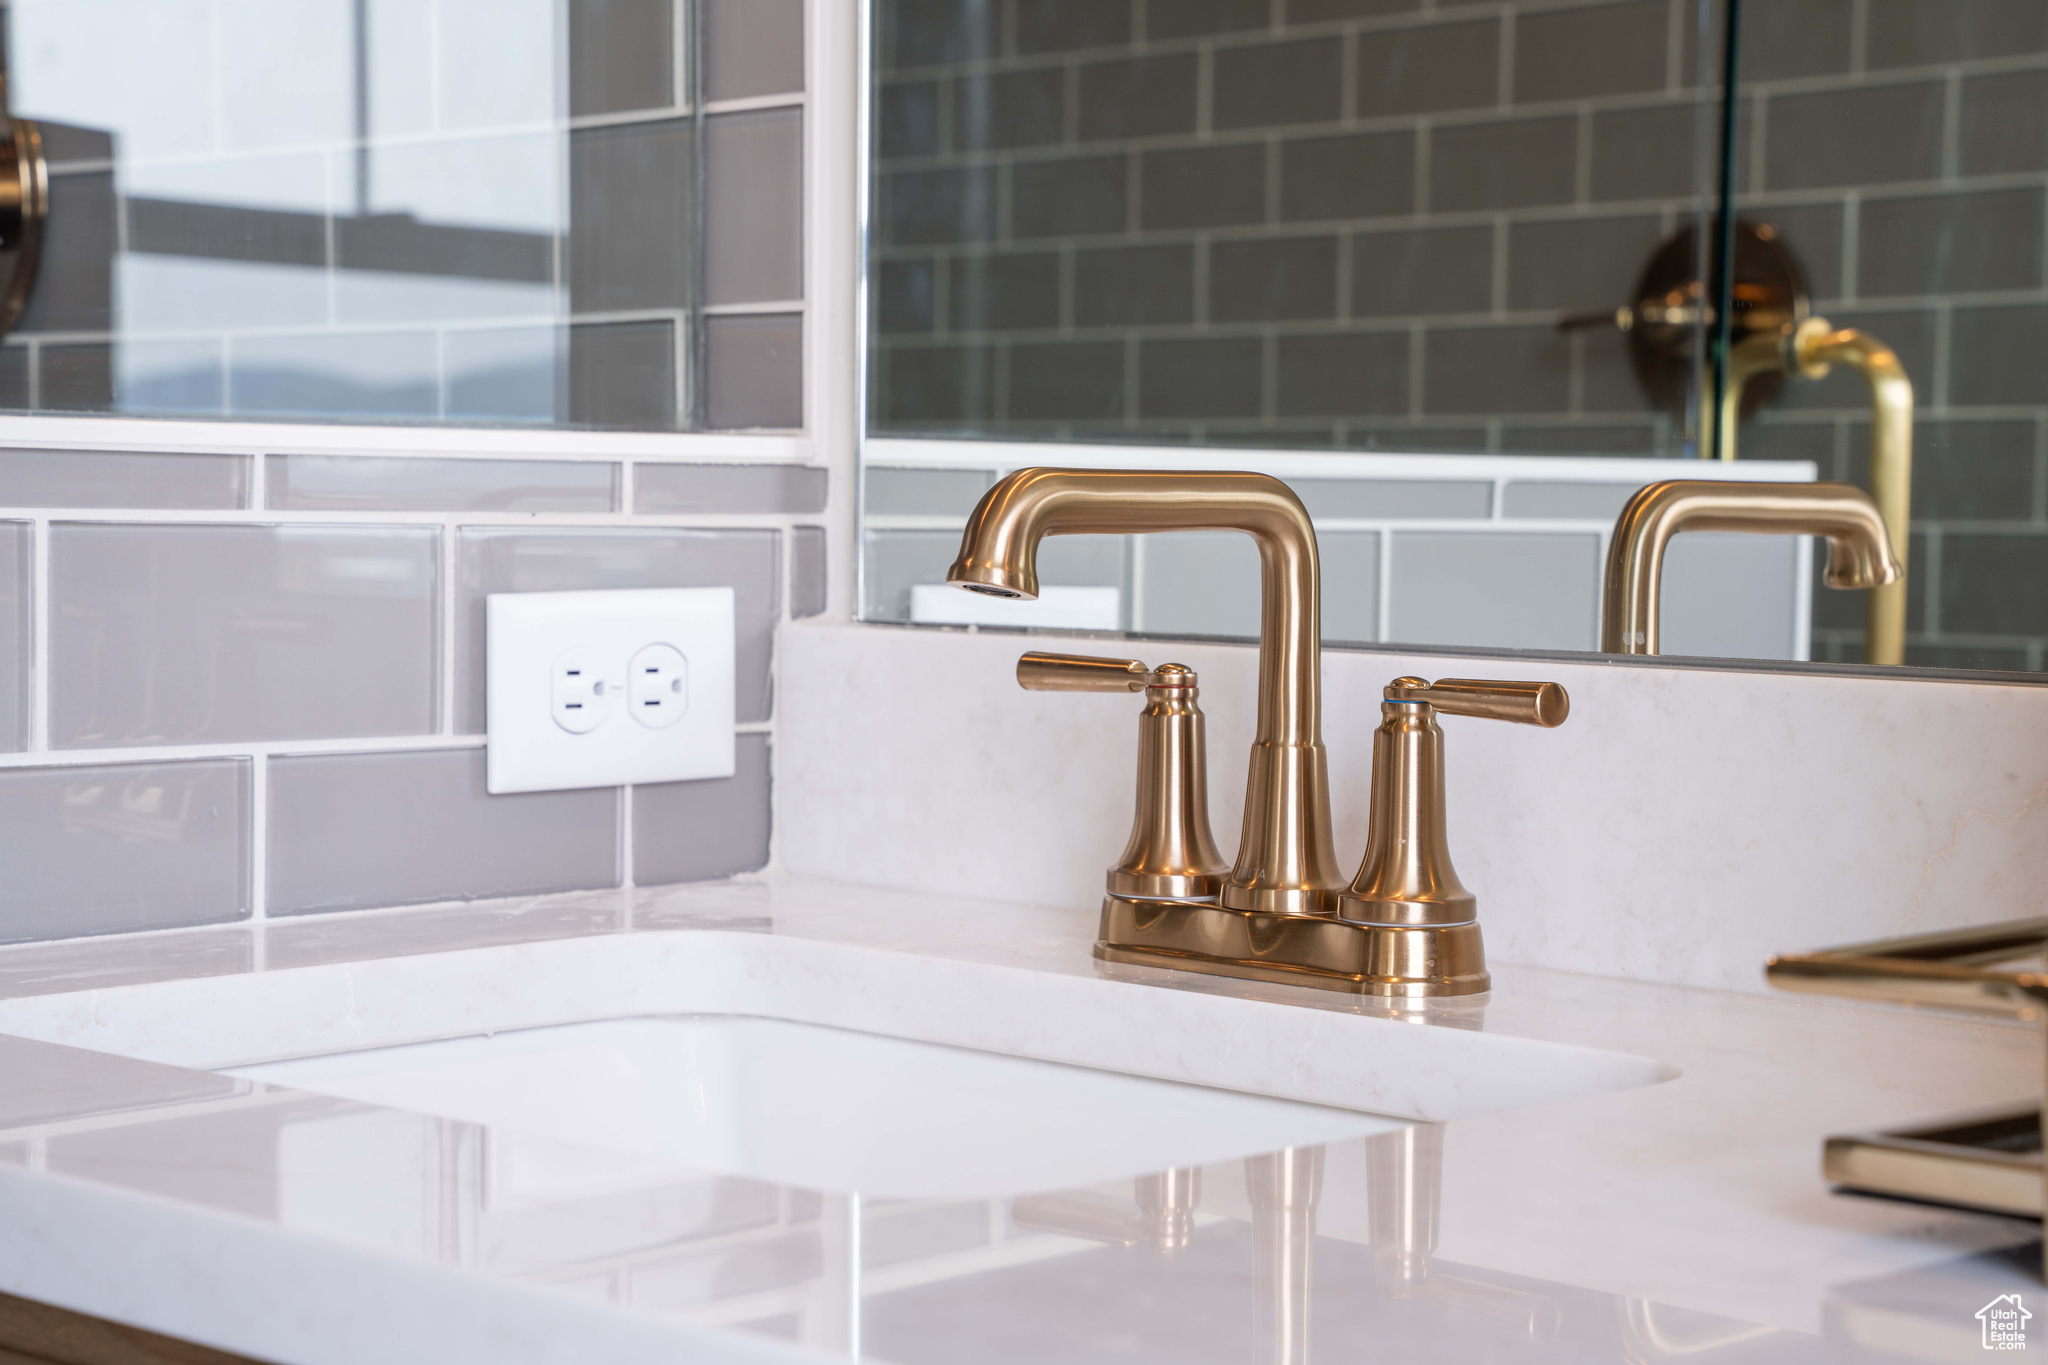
[1095,895,1489,998]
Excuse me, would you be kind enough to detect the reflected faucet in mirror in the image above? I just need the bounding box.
[952,469,1570,1000]
[1602,481,1901,657]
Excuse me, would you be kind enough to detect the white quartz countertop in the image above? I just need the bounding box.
[0,876,2037,1365]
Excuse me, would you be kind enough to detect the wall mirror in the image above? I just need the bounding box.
[862,0,2048,678]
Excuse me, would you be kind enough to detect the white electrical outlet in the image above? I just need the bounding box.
[486,588,736,795]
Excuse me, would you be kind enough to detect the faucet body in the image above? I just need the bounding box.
[950,468,1341,915]
[1600,480,1900,656]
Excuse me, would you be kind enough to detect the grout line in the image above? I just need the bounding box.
[250,753,269,927]
[28,518,49,753]
[440,526,458,737]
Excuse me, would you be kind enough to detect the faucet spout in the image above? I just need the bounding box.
[948,468,1341,914]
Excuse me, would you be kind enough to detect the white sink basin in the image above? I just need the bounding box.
[229,1015,1403,1199]
[0,929,1671,1205]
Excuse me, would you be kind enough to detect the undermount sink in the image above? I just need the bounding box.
[228,1015,1405,1199]
[0,928,1673,1204]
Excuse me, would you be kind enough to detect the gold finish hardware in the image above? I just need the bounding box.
[951,468,1342,915]
[1711,318,1915,665]
[1011,1166,1202,1253]
[1095,675,1566,998]
[1018,650,1229,901]
[1600,480,1900,656]
[0,116,45,337]
[1767,920,2048,1240]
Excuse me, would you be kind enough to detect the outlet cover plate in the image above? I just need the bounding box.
[486,588,736,794]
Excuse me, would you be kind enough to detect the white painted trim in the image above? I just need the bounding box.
[0,416,813,462]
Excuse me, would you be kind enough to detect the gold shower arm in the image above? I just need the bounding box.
[1712,318,1915,666]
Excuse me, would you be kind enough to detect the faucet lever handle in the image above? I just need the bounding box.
[1386,676,1569,728]
[1018,650,1151,693]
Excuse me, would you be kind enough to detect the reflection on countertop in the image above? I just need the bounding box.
[0,876,2037,1365]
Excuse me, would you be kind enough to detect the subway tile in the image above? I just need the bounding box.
[634,735,772,884]
[1011,341,1129,420]
[1879,419,2034,522]
[955,68,1066,151]
[1339,424,1491,453]
[884,0,996,68]
[1712,0,1855,81]
[0,449,245,509]
[1961,70,2048,176]
[1940,534,2048,636]
[1074,245,1194,326]
[42,344,116,413]
[569,0,673,115]
[455,529,780,729]
[1513,1,1666,104]
[268,749,616,915]
[269,455,614,513]
[1355,20,1498,117]
[1738,419,1837,468]
[883,166,999,245]
[1204,426,1339,450]
[1213,39,1342,132]
[1506,215,1663,313]
[1590,102,1708,203]
[877,259,936,333]
[1142,144,1266,229]
[1276,332,1410,416]
[635,464,827,515]
[50,524,437,748]
[876,344,997,424]
[0,760,249,943]
[444,326,562,425]
[0,523,23,751]
[1866,0,2048,69]
[1137,532,1253,638]
[865,467,995,516]
[1293,479,1489,519]
[1429,117,1578,213]
[704,0,804,101]
[231,331,438,419]
[1148,0,1269,40]
[1501,481,1645,520]
[1352,226,1492,317]
[705,314,803,430]
[1858,190,2044,298]
[879,81,941,159]
[0,347,26,409]
[1387,532,1599,650]
[707,109,804,306]
[128,197,326,269]
[1501,422,1662,455]
[38,121,116,167]
[1763,83,1943,191]
[1280,131,1414,221]
[1139,338,1262,419]
[1578,328,1650,415]
[1423,327,1571,415]
[792,528,828,618]
[1751,202,1844,299]
[951,251,1063,330]
[1319,532,1382,643]
[1209,237,1338,322]
[1017,0,1132,53]
[1078,54,1198,142]
[17,172,114,336]
[119,340,228,417]
[570,319,679,429]
[569,119,692,312]
[1012,155,1129,238]
[1289,0,1416,17]
[1782,308,1936,413]
[1950,306,2048,405]
[1659,534,1799,661]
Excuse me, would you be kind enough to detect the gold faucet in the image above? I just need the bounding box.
[1601,480,1901,656]
[1711,318,1914,664]
[949,468,1342,915]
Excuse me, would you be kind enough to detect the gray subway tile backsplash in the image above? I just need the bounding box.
[267,455,617,513]
[635,734,772,884]
[50,523,439,748]
[455,528,780,731]
[1388,532,1600,652]
[704,0,805,102]
[866,467,994,515]
[705,314,804,430]
[1502,481,1645,520]
[0,523,25,752]
[1294,479,1490,520]
[793,527,828,618]
[636,464,829,515]
[569,0,675,116]
[706,109,805,307]
[0,449,246,509]
[0,759,249,943]
[268,748,617,915]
